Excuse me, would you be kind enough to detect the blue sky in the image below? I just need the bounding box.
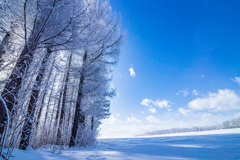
[100,0,240,138]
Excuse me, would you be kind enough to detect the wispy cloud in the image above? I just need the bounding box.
[126,114,142,123]
[232,77,240,85]
[102,115,123,125]
[146,115,166,124]
[192,90,199,96]
[176,90,189,97]
[178,108,193,116]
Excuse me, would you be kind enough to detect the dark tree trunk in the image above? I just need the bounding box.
[69,51,87,147]
[0,32,10,65]
[56,54,72,145]
[91,116,94,130]
[54,90,62,143]
[35,91,46,129]
[19,48,52,150]
[0,44,35,141]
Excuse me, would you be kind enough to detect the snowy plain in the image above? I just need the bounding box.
[9,128,240,160]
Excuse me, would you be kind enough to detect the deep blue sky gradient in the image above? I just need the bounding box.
[100,0,240,137]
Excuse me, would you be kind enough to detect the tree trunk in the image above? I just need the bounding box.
[0,32,10,65]
[40,69,58,145]
[35,57,55,130]
[19,48,52,150]
[53,90,62,144]
[69,51,87,147]
[56,53,72,145]
[91,116,94,130]
[0,44,35,141]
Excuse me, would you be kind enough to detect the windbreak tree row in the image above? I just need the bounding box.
[0,0,123,156]
[139,117,240,136]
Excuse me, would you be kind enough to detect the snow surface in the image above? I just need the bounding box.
[9,128,240,160]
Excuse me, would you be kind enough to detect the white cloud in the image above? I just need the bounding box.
[146,115,166,124]
[192,90,199,96]
[102,116,122,125]
[129,67,136,78]
[141,98,171,109]
[116,113,121,117]
[154,99,171,108]
[233,77,240,85]
[141,98,153,106]
[178,108,193,116]
[148,108,157,113]
[176,90,189,97]
[188,89,240,111]
[168,109,172,112]
[141,111,144,114]
[126,115,142,123]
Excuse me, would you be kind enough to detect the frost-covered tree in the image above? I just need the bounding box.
[0,0,123,157]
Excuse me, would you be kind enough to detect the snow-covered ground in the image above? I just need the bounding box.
[10,128,240,160]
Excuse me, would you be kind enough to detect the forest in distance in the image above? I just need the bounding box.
[138,117,240,136]
[0,0,123,159]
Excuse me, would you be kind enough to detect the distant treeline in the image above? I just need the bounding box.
[138,117,240,136]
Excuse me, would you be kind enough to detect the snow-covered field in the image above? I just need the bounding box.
[10,128,240,160]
